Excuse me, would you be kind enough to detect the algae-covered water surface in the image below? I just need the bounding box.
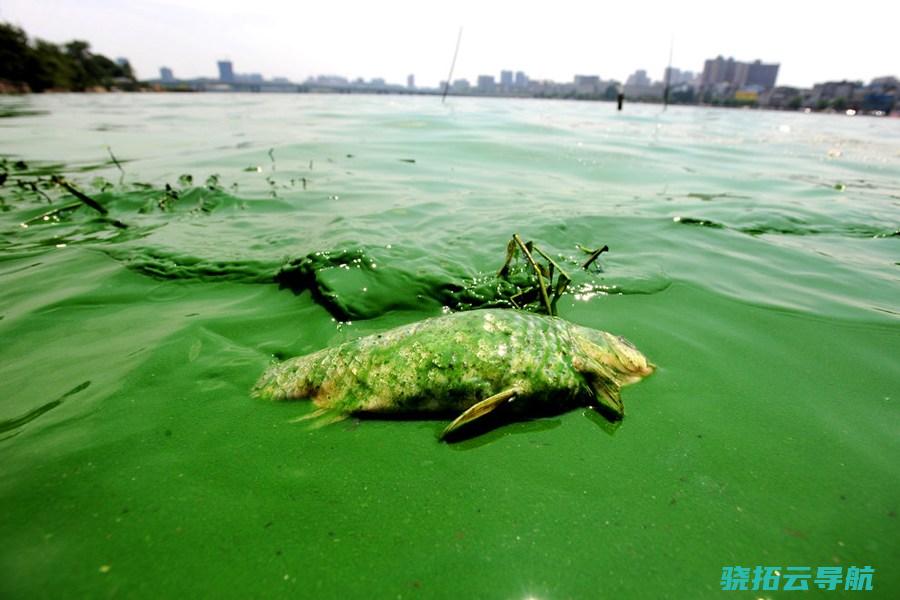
[1,94,898,598]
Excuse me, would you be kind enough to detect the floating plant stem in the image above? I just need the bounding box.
[497,238,517,277]
[21,201,82,227]
[51,176,108,215]
[533,246,571,290]
[106,146,125,179]
[532,246,573,312]
[513,233,553,315]
[581,245,609,270]
[15,178,53,203]
[50,176,128,228]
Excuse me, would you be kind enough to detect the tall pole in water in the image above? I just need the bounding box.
[663,36,674,111]
[442,28,463,104]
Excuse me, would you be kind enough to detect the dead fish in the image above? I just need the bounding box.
[253,309,653,439]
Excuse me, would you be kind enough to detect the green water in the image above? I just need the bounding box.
[1,94,898,598]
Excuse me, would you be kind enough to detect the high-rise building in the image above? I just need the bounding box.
[573,75,601,94]
[664,67,696,86]
[701,56,778,93]
[452,79,470,92]
[624,70,663,99]
[700,56,736,88]
[477,75,496,93]
[407,74,415,89]
[217,60,234,83]
[500,70,513,88]
[626,70,651,87]
[160,67,174,82]
[734,60,779,89]
[515,71,528,87]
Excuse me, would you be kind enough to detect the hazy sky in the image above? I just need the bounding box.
[2,0,896,88]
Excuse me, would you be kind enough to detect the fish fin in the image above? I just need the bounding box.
[573,356,626,420]
[290,407,347,429]
[588,378,625,420]
[290,408,328,423]
[440,387,519,440]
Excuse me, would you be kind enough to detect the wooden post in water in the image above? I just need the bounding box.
[663,36,674,111]
[441,28,463,104]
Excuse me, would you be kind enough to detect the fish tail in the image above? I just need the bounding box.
[252,353,320,401]
[289,407,347,429]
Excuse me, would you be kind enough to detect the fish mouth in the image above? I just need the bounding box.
[575,327,655,381]
[607,335,655,385]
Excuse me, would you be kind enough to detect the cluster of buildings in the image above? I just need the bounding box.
[448,58,896,114]
[149,58,897,115]
[155,61,296,92]
[693,56,897,114]
[441,70,532,95]
[760,76,898,114]
[154,61,411,93]
[436,66,700,103]
[437,69,692,101]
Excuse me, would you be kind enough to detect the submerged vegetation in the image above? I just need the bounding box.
[2,157,630,321]
[0,22,136,92]
[1,157,226,224]
[274,237,615,321]
[8,152,891,326]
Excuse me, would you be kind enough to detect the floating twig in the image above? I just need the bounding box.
[48,176,128,228]
[14,178,53,203]
[531,246,572,313]
[52,176,108,215]
[532,247,571,291]
[581,245,609,270]
[107,146,124,174]
[21,201,82,227]
[499,235,605,315]
[513,233,553,315]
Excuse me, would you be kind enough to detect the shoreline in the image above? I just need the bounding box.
[1,86,897,118]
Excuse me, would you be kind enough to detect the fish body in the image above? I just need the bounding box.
[253,309,653,437]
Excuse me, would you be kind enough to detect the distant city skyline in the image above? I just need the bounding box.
[1,0,896,89]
